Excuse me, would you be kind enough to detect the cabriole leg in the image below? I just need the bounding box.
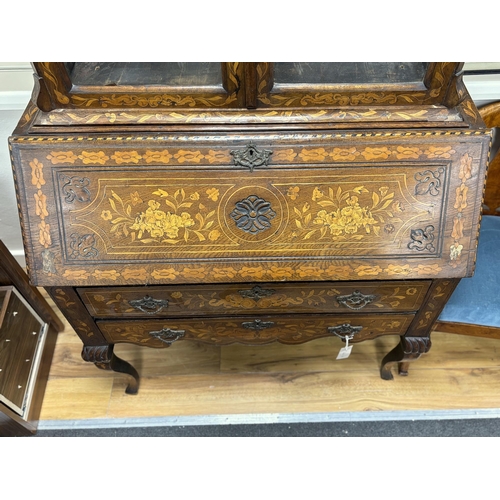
[47,287,140,394]
[380,279,460,379]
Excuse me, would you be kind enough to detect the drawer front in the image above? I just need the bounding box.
[97,313,414,347]
[78,281,431,318]
[11,131,490,286]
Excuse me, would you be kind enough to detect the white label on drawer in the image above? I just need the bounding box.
[337,334,353,359]
[336,345,353,360]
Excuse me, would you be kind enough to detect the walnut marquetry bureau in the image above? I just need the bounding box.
[9,63,491,394]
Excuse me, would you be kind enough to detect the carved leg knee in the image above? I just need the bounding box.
[82,345,140,395]
[380,336,431,380]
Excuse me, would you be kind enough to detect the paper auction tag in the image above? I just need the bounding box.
[336,345,353,359]
[336,335,353,360]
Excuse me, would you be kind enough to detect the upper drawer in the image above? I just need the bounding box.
[10,130,491,286]
[77,280,431,318]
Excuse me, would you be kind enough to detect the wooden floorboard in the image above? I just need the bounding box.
[38,292,500,422]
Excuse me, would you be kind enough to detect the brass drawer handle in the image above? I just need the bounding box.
[327,323,363,340]
[336,291,377,310]
[148,327,185,345]
[242,319,275,331]
[238,285,276,301]
[128,295,169,315]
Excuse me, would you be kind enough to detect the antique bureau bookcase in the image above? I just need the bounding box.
[9,62,491,394]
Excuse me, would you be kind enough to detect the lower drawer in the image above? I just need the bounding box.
[97,313,415,347]
[78,281,430,318]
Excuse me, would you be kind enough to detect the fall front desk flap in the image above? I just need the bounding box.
[9,130,491,286]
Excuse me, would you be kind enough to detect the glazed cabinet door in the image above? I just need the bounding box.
[254,62,462,109]
[33,62,247,111]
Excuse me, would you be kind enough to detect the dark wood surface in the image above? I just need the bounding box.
[0,288,10,326]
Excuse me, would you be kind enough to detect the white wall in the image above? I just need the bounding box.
[0,63,33,264]
[0,62,499,265]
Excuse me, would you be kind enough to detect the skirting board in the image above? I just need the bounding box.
[37,408,500,430]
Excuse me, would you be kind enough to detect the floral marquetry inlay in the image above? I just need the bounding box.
[57,261,446,285]
[29,158,55,265]
[449,153,474,267]
[292,185,403,241]
[41,143,461,169]
[100,188,219,245]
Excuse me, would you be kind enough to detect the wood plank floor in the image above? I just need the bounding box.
[38,293,500,423]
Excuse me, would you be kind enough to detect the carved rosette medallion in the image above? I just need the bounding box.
[230,195,276,234]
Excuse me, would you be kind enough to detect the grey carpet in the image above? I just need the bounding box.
[34,418,500,437]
